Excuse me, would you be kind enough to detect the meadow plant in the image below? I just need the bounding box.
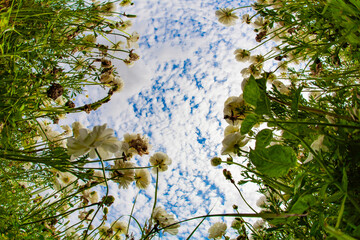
[211,0,360,239]
[0,0,181,239]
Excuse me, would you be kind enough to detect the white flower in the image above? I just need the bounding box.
[208,222,227,239]
[149,152,172,173]
[111,220,127,235]
[54,171,77,190]
[224,125,239,137]
[111,160,135,189]
[272,80,290,95]
[242,14,251,24]
[116,133,150,159]
[152,206,180,235]
[112,77,124,92]
[223,95,249,126]
[67,124,121,160]
[134,169,151,189]
[234,48,251,62]
[252,16,266,29]
[71,122,85,138]
[126,32,140,49]
[256,195,269,208]
[215,8,239,26]
[221,132,249,155]
[253,219,265,230]
[81,189,99,204]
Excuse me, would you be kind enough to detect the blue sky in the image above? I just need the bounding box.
[61,0,266,238]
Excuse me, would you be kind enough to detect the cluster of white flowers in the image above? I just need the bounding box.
[66,123,172,191]
[221,95,251,155]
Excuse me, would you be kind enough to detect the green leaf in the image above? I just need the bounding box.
[240,114,258,135]
[289,194,315,214]
[342,167,348,192]
[244,75,260,107]
[325,191,344,203]
[291,86,302,120]
[249,145,297,177]
[254,89,270,115]
[255,129,273,149]
[325,224,358,240]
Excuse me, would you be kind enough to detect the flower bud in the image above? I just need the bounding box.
[210,157,222,166]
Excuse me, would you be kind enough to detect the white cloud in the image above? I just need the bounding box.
[59,0,271,238]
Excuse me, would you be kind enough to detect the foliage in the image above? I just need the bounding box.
[213,0,360,239]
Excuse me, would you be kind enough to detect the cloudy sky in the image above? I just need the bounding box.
[62,0,267,238]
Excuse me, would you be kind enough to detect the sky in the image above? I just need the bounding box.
[61,0,267,238]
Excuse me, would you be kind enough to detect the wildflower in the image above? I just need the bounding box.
[54,171,77,190]
[241,64,262,77]
[250,54,264,64]
[99,225,113,238]
[210,157,222,167]
[256,195,268,208]
[252,219,265,230]
[231,219,243,229]
[152,206,180,235]
[116,20,132,31]
[149,152,172,173]
[61,125,72,137]
[129,51,140,62]
[78,211,92,221]
[71,122,85,138]
[112,40,124,50]
[241,14,251,24]
[117,133,150,158]
[112,77,124,92]
[252,16,267,29]
[208,222,227,239]
[215,8,239,26]
[126,32,140,49]
[277,61,288,73]
[221,132,249,155]
[272,80,290,95]
[224,125,240,137]
[55,96,66,105]
[101,2,116,16]
[134,169,151,189]
[100,71,115,84]
[234,48,251,62]
[223,95,249,126]
[112,220,127,235]
[67,124,121,160]
[81,189,99,204]
[111,160,135,189]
